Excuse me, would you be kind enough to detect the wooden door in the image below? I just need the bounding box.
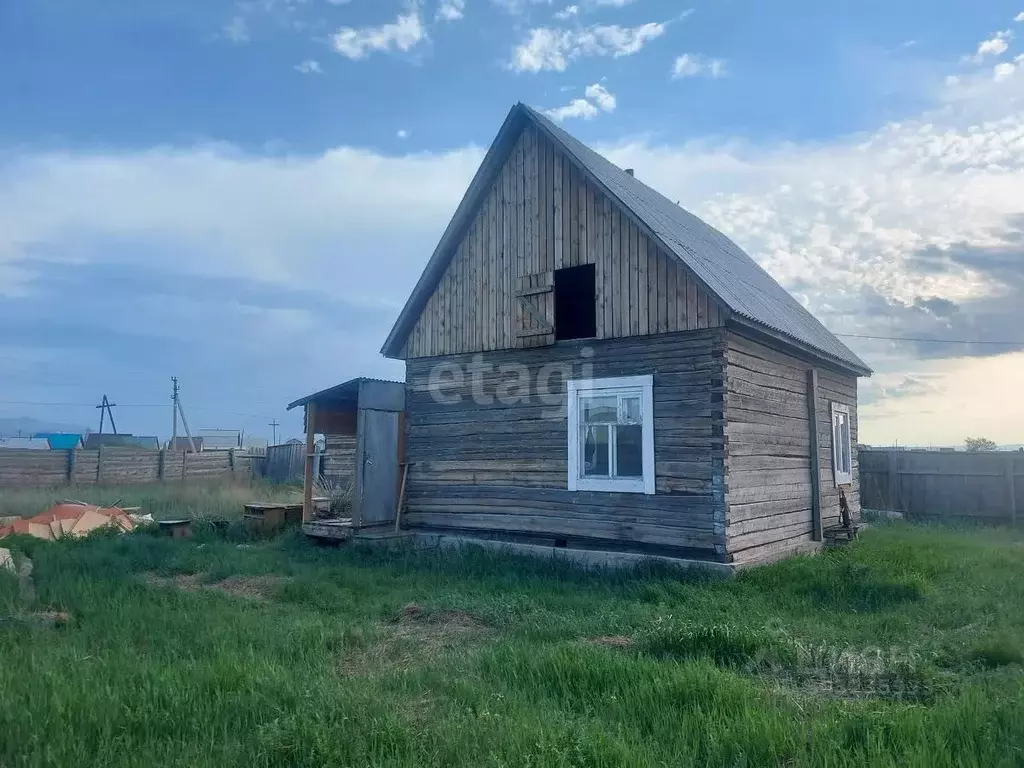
[354,409,400,527]
[515,271,554,348]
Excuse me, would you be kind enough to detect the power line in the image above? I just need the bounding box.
[0,400,278,419]
[836,333,1023,346]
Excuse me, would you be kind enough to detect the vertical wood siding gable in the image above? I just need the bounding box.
[404,127,726,358]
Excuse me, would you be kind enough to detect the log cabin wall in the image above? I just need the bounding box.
[404,329,729,560]
[723,332,860,565]
[403,124,724,359]
[321,434,356,489]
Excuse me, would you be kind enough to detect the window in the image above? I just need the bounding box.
[554,264,596,341]
[567,375,654,494]
[831,402,853,485]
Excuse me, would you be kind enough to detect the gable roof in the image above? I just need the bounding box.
[382,103,870,375]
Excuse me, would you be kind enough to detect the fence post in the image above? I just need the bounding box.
[182,450,188,481]
[887,450,899,512]
[67,449,77,486]
[229,448,235,477]
[96,445,105,484]
[1006,453,1017,527]
[158,449,166,481]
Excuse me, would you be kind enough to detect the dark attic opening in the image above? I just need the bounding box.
[554,264,597,341]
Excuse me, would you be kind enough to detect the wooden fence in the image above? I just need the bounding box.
[261,443,306,484]
[0,448,254,488]
[859,448,1021,525]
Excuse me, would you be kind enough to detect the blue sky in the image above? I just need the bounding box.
[2,0,1024,445]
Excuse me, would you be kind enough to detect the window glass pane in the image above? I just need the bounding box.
[833,414,843,470]
[841,417,852,473]
[619,395,642,424]
[582,424,610,477]
[615,424,643,477]
[582,396,617,424]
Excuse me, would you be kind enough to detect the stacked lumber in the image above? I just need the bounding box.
[0,503,137,540]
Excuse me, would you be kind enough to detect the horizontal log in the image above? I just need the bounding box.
[727,495,811,522]
[728,519,814,553]
[727,508,811,536]
[728,455,811,472]
[403,511,720,548]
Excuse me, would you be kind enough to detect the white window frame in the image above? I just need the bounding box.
[566,375,655,495]
[831,402,853,486]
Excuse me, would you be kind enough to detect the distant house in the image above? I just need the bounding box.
[84,434,139,450]
[34,433,84,450]
[379,104,871,568]
[168,437,204,453]
[126,436,160,450]
[197,429,242,450]
[0,437,50,450]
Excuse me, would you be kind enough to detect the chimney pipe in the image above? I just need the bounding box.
[625,168,635,177]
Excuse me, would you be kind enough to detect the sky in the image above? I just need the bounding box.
[2,0,1024,446]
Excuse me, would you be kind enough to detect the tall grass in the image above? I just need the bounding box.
[0,522,1021,766]
[0,481,301,520]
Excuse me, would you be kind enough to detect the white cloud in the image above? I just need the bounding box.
[397,129,410,139]
[584,83,616,112]
[331,7,425,60]
[594,0,638,5]
[295,59,323,74]
[970,29,1012,62]
[222,16,250,43]
[545,98,600,121]
[994,61,1016,81]
[511,21,666,72]
[5,48,1024,443]
[437,0,465,21]
[545,83,617,121]
[672,53,727,79]
[554,4,579,19]
[1016,11,1024,22]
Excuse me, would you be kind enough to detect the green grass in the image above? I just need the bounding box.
[0,522,1022,767]
[0,481,301,520]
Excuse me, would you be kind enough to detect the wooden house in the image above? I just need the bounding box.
[380,104,871,567]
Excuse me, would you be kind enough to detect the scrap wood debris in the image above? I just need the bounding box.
[0,502,149,541]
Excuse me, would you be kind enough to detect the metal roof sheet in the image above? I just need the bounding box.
[287,377,405,411]
[382,103,870,375]
[0,438,51,450]
[34,433,84,450]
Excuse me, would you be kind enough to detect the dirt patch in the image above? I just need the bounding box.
[145,573,286,601]
[341,603,493,677]
[588,635,634,648]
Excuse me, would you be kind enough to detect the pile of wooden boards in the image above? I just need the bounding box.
[0,503,138,541]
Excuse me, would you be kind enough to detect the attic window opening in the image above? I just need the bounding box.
[554,264,597,341]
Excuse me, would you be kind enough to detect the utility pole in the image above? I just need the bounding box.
[170,377,197,454]
[95,395,118,435]
[269,419,280,446]
[171,377,180,447]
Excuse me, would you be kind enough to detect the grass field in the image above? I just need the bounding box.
[0,521,1022,767]
[0,481,302,520]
